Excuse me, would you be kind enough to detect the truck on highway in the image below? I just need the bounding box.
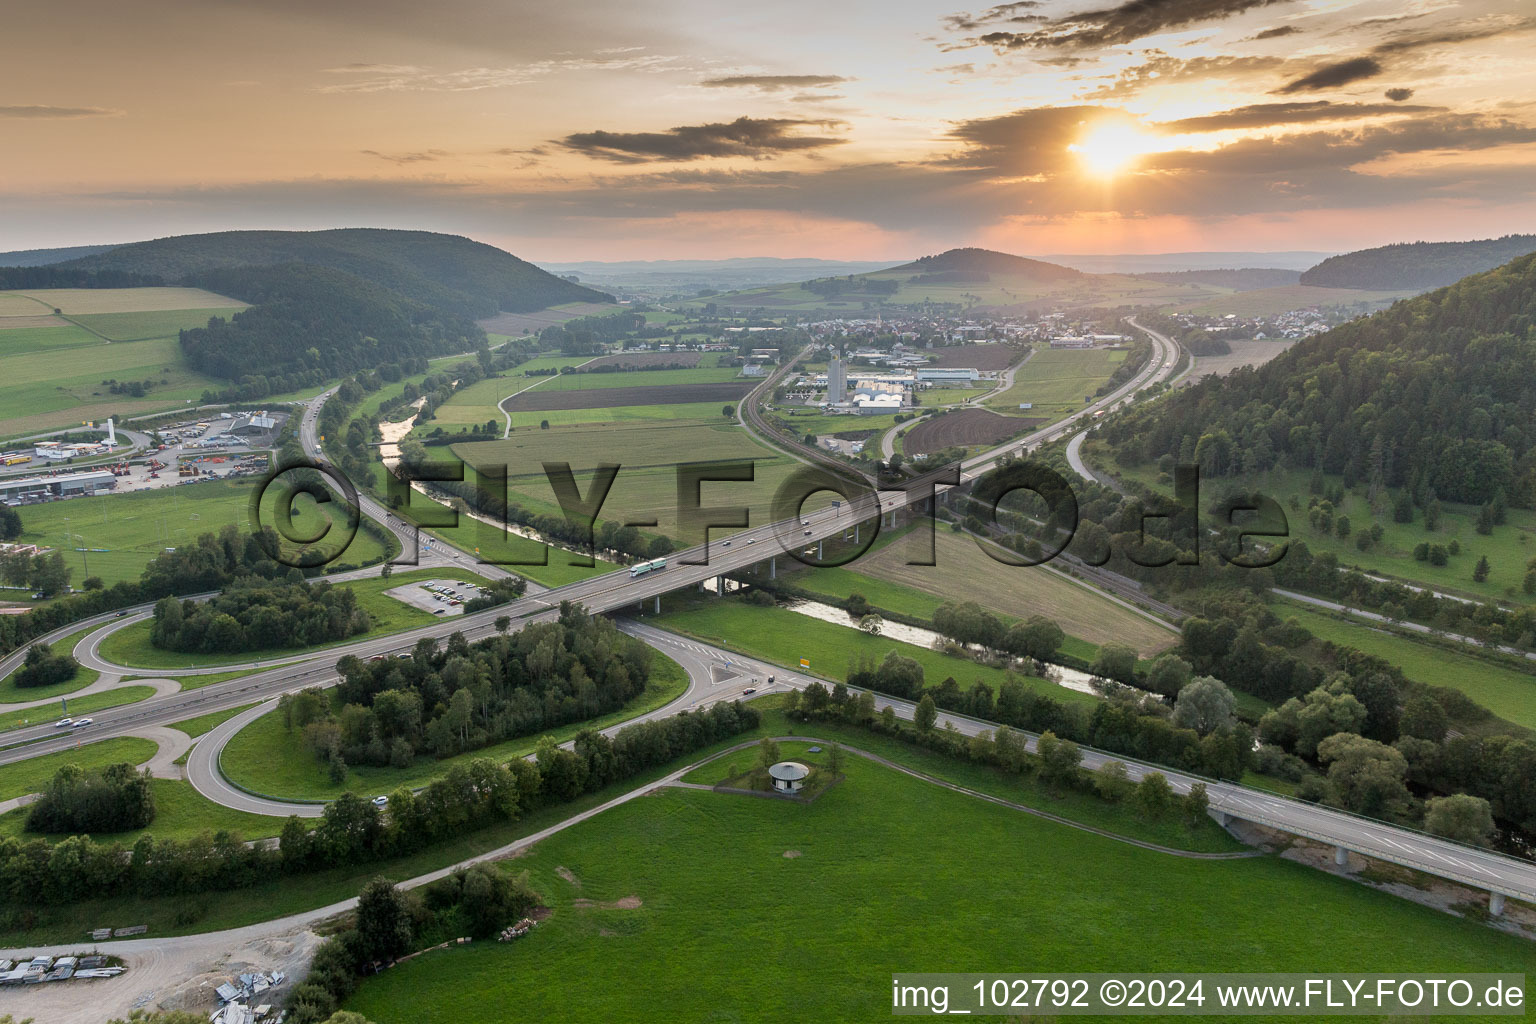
[628,557,668,578]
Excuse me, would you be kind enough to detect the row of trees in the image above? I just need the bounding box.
[786,684,1213,827]
[290,869,539,1023]
[1,549,71,598]
[150,578,369,654]
[0,699,759,909]
[0,519,393,669]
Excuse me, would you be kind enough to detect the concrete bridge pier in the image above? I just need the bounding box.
[769,557,776,580]
[1333,846,1349,867]
[653,595,660,614]
[817,539,823,560]
[1490,892,1506,917]
[716,574,725,596]
[1214,811,1231,827]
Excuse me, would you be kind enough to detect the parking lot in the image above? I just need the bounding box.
[384,578,483,618]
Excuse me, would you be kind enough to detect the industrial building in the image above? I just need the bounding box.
[915,367,980,383]
[826,358,848,404]
[0,470,118,504]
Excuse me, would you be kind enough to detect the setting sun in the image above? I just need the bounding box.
[1069,120,1157,177]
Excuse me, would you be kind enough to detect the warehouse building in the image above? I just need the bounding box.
[0,470,118,504]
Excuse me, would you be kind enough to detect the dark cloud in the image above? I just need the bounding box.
[39,110,1536,241]
[1250,25,1298,40]
[942,3,1042,32]
[361,149,449,164]
[699,74,848,91]
[557,116,847,163]
[1159,100,1437,133]
[0,105,121,118]
[942,105,1110,175]
[1385,88,1414,102]
[1370,17,1535,56]
[1275,57,1382,93]
[969,0,1295,51]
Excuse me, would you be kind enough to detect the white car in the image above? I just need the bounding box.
[73,718,93,728]
[372,795,389,808]
[54,717,73,728]
[746,538,755,545]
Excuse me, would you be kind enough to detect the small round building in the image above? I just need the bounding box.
[767,761,810,794]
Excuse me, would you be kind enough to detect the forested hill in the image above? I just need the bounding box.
[180,264,483,401]
[891,247,1084,282]
[56,228,610,317]
[1300,235,1536,291]
[1100,251,1536,508]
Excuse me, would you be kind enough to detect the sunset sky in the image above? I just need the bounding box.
[4,0,1535,260]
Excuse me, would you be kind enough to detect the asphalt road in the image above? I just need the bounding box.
[8,328,1536,907]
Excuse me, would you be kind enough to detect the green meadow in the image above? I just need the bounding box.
[344,738,1535,1024]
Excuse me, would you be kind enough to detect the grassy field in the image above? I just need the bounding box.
[0,625,102,702]
[770,409,902,437]
[168,701,260,739]
[500,402,736,431]
[450,420,802,547]
[0,736,158,801]
[1173,285,1414,317]
[6,287,247,314]
[220,652,689,800]
[656,594,1095,705]
[0,287,247,435]
[1094,453,1536,605]
[0,684,156,733]
[837,527,1178,655]
[343,736,1534,1024]
[0,777,284,845]
[916,385,992,406]
[14,477,390,588]
[1277,600,1536,731]
[68,307,242,341]
[96,567,486,669]
[985,347,1123,420]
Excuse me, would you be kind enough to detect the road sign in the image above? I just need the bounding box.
[799,658,810,669]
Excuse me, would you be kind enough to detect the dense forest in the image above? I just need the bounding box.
[179,264,483,399]
[150,579,369,654]
[285,602,654,770]
[1100,252,1536,507]
[0,265,163,289]
[1301,234,1536,290]
[55,228,610,317]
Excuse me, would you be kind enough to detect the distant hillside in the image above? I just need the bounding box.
[0,243,121,267]
[891,248,1083,282]
[58,228,610,317]
[1102,252,1536,507]
[540,257,897,294]
[1301,235,1536,291]
[1131,268,1301,291]
[1049,251,1331,274]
